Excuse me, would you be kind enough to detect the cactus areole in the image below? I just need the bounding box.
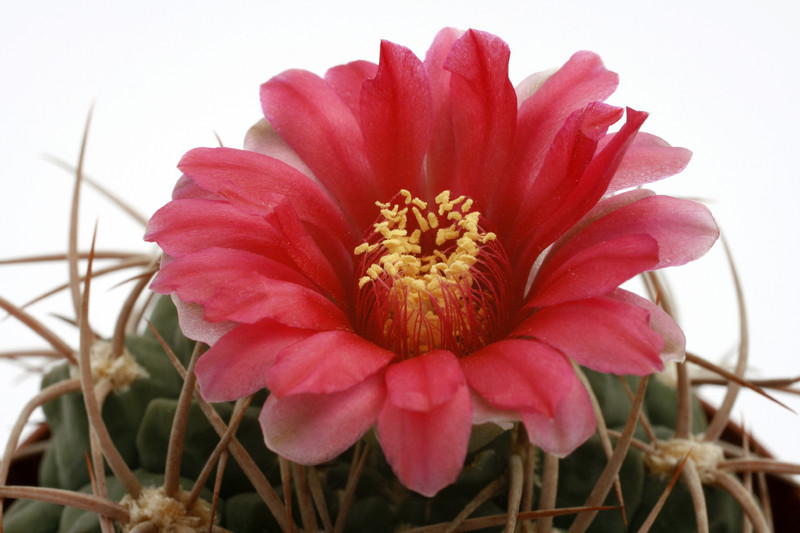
[145,28,719,496]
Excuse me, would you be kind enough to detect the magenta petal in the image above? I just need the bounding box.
[178,147,354,240]
[520,373,596,456]
[503,51,619,214]
[260,371,386,464]
[260,69,377,228]
[461,339,573,416]
[610,288,686,364]
[145,199,285,258]
[195,319,315,402]
[324,60,379,121]
[266,331,395,397]
[203,272,350,330]
[515,297,665,375]
[378,351,472,496]
[151,247,316,304]
[360,41,432,198]
[528,234,659,307]
[605,132,692,194]
[437,29,517,209]
[383,350,462,411]
[243,118,315,179]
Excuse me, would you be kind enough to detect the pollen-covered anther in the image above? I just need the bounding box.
[355,190,510,359]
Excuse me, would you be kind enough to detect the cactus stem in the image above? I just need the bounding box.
[333,442,370,533]
[44,153,150,227]
[164,342,204,498]
[307,464,334,532]
[150,328,296,532]
[704,234,749,442]
[78,230,143,499]
[710,471,769,533]
[617,377,658,445]
[520,442,537,533]
[505,455,524,532]
[187,396,252,507]
[568,376,649,533]
[278,456,293,533]
[685,353,790,411]
[111,262,158,358]
[67,106,93,322]
[444,474,508,533]
[0,295,76,364]
[634,451,691,533]
[0,485,129,522]
[535,453,559,533]
[291,462,318,532]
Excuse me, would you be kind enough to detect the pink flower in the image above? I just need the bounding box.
[145,28,718,497]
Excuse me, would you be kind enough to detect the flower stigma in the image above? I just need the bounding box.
[355,190,511,359]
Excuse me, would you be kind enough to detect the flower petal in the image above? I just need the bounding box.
[435,29,517,209]
[360,41,432,198]
[151,247,317,304]
[605,132,692,194]
[378,351,472,497]
[265,330,395,397]
[202,272,350,330]
[243,118,316,180]
[195,319,315,402]
[324,60,378,121]
[172,296,234,345]
[527,233,659,307]
[610,288,686,364]
[178,147,354,241]
[461,339,573,416]
[515,296,665,375]
[260,69,377,228]
[498,51,619,224]
[260,371,386,464]
[520,373,596,456]
[145,198,286,258]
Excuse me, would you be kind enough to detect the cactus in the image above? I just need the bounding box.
[3,30,800,533]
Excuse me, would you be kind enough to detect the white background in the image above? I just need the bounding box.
[2,0,799,469]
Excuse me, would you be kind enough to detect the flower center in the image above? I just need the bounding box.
[354,190,510,359]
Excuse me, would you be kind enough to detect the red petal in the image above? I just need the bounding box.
[383,350,463,411]
[610,288,686,364]
[514,297,665,375]
[195,319,315,402]
[178,147,354,241]
[431,29,517,209]
[273,201,348,304]
[506,102,623,249]
[378,351,471,497]
[499,51,618,223]
[324,60,379,121]
[461,339,573,416]
[202,272,350,330]
[423,27,462,193]
[360,41,433,198]
[513,108,649,278]
[151,247,317,304]
[243,118,316,180]
[171,296,234,345]
[520,373,596,456]
[605,132,692,194]
[527,234,659,307]
[145,199,286,258]
[260,372,386,464]
[266,331,395,397]
[260,69,377,229]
